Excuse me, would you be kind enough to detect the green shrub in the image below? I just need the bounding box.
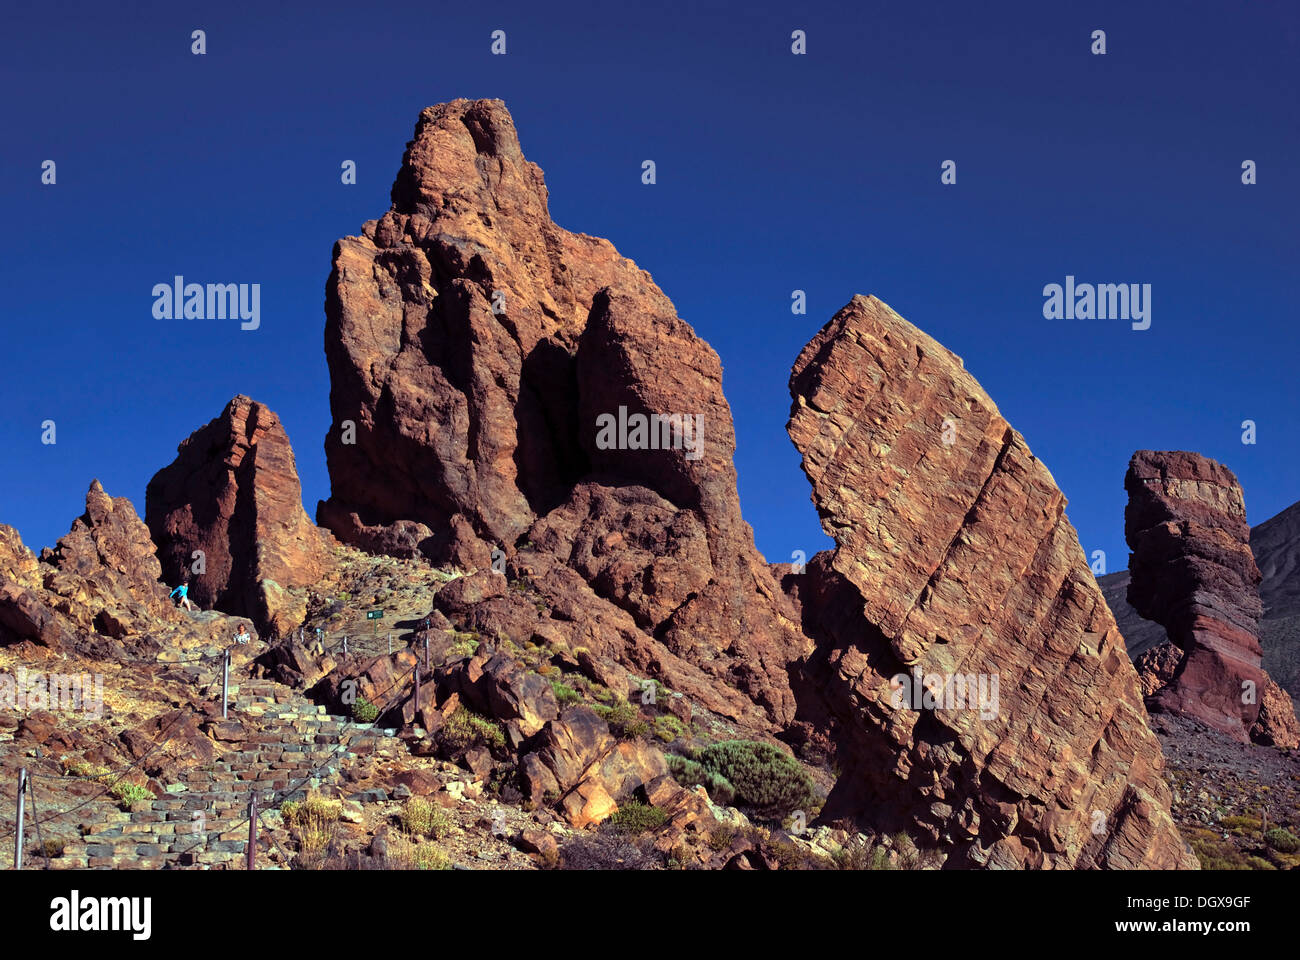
[409,842,450,870]
[1265,827,1299,853]
[593,698,649,740]
[665,753,736,805]
[352,696,379,723]
[606,800,667,836]
[549,678,583,706]
[442,706,507,752]
[707,825,737,852]
[652,714,687,742]
[448,631,480,659]
[400,796,451,839]
[61,756,110,780]
[695,740,816,816]
[282,791,342,854]
[111,781,155,810]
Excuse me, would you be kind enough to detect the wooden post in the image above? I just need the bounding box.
[342,635,348,657]
[222,650,230,720]
[246,794,257,870]
[14,769,26,870]
[388,633,392,655]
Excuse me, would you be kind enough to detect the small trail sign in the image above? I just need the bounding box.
[366,610,384,620]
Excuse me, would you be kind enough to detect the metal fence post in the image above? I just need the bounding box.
[14,769,26,870]
[247,794,257,870]
[222,650,230,720]
[413,665,421,726]
[423,633,429,672]
[342,635,348,657]
[387,633,392,655]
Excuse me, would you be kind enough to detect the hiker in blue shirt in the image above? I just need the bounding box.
[169,578,196,612]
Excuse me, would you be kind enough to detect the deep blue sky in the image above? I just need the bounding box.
[3,1,1296,577]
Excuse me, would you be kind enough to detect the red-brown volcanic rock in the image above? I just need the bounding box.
[146,396,335,637]
[1124,450,1298,747]
[785,295,1194,869]
[0,481,240,657]
[318,99,807,727]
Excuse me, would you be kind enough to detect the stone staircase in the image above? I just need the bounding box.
[46,670,403,870]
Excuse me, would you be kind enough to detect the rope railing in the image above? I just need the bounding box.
[168,652,430,868]
[6,611,440,867]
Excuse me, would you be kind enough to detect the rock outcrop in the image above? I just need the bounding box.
[784,295,1195,869]
[147,396,335,637]
[0,480,236,657]
[317,99,807,729]
[1124,450,1298,747]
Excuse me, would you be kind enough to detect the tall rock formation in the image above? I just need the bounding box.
[1123,450,1298,747]
[317,99,807,727]
[147,396,335,637]
[785,295,1194,869]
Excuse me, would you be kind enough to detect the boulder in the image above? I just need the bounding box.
[520,705,666,828]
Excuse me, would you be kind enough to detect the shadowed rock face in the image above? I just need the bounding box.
[1124,450,1298,747]
[146,396,334,637]
[785,295,1195,869]
[317,99,808,728]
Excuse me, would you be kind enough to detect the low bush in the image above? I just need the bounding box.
[549,677,583,706]
[592,698,650,740]
[694,740,816,816]
[1265,827,1299,853]
[558,833,660,870]
[665,753,736,806]
[605,800,667,835]
[111,781,155,810]
[442,706,507,752]
[282,790,342,853]
[399,796,451,839]
[652,714,687,743]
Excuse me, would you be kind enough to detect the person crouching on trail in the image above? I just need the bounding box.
[169,579,196,612]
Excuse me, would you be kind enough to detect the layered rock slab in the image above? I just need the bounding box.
[146,396,335,637]
[786,295,1194,869]
[317,99,806,727]
[1124,450,1298,746]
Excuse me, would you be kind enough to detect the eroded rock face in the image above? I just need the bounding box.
[1124,450,1298,747]
[785,295,1195,869]
[0,481,240,657]
[318,99,807,728]
[147,396,335,637]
